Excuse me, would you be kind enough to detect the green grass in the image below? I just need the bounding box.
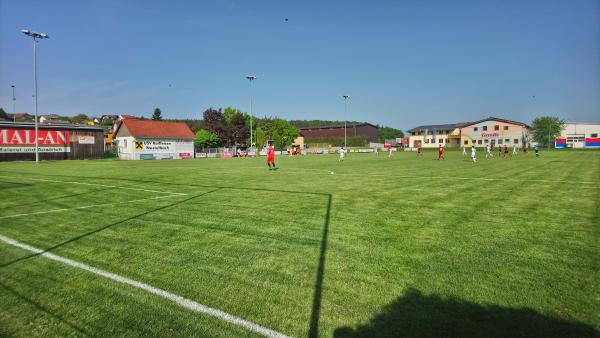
[1,149,598,337]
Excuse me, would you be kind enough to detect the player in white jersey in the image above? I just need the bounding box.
[388,147,393,157]
[471,146,477,163]
[486,144,493,158]
[339,148,346,161]
[513,145,518,155]
[462,146,467,156]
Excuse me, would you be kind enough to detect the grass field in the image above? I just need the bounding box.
[1,149,599,337]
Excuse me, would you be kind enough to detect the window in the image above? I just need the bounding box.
[483,126,488,131]
[592,133,598,138]
[514,139,519,144]
[498,139,503,144]
[431,139,436,143]
[505,138,510,143]
[504,126,509,130]
[438,139,443,143]
[484,139,489,143]
[494,125,499,131]
[425,139,429,143]
[464,140,468,145]
[474,127,478,131]
[445,139,449,143]
[478,140,482,144]
[124,139,127,147]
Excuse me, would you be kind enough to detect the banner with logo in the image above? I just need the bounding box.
[0,129,71,153]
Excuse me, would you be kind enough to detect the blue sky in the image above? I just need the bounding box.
[1,0,598,130]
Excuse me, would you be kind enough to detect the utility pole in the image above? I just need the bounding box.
[11,85,16,122]
[342,95,349,148]
[246,75,257,152]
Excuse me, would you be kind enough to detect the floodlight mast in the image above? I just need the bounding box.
[21,28,49,163]
[246,75,257,153]
[342,95,349,148]
[11,85,16,122]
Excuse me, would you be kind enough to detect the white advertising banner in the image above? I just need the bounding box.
[78,135,95,144]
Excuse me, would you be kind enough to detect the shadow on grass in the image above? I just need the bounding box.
[0,281,92,336]
[3,172,336,336]
[0,180,33,190]
[334,288,600,338]
[309,193,332,338]
[0,189,220,268]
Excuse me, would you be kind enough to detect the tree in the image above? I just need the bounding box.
[194,129,220,148]
[203,108,226,144]
[228,112,248,146]
[223,107,243,124]
[531,116,565,148]
[0,107,9,120]
[152,108,163,121]
[254,128,266,149]
[71,113,90,124]
[377,126,404,143]
[258,118,299,149]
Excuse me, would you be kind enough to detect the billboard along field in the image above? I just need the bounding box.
[0,150,598,337]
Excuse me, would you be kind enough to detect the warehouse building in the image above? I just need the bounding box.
[0,121,105,161]
[113,119,195,160]
[408,117,531,148]
[299,123,379,143]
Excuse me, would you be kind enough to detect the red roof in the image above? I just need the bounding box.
[118,119,195,139]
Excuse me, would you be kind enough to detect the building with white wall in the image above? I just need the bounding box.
[556,122,600,148]
[407,117,530,148]
[114,119,195,160]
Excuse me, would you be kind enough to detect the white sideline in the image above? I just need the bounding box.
[0,175,188,196]
[0,234,291,338]
[0,194,182,219]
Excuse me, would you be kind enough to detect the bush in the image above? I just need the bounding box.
[104,145,118,158]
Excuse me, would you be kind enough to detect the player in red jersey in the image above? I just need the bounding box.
[267,145,276,170]
[437,144,445,160]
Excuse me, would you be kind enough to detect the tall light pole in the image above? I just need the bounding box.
[246,75,257,151]
[342,95,349,148]
[21,29,49,163]
[11,85,16,122]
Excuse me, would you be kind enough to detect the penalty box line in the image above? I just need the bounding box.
[0,175,190,219]
[0,235,291,338]
[0,175,188,196]
[0,194,183,219]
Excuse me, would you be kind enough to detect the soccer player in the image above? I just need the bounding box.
[339,148,346,161]
[437,144,444,160]
[471,146,477,162]
[267,145,276,170]
[485,144,493,158]
[462,146,467,156]
[388,147,393,157]
[374,147,379,155]
[513,145,518,155]
[534,144,540,157]
[503,145,509,157]
[417,146,422,156]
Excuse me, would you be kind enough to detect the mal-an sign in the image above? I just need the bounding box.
[0,129,71,153]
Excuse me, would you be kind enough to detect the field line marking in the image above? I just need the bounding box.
[0,175,187,196]
[0,195,182,219]
[0,234,291,338]
[246,167,596,185]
